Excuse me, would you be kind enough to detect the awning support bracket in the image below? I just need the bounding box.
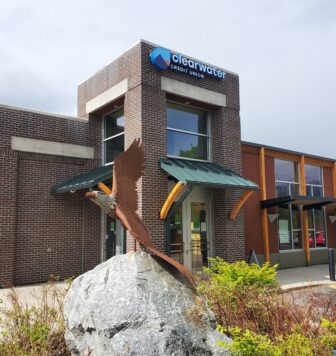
[160,181,186,220]
[229,190,254,220]
[165,184,192,256]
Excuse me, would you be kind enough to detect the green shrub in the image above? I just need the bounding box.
[320,318,336,350]
[218,326,323,356]
[203,258,278,289]
[0,281,70,355]
[198,259,282,334]
[198,257,336,355]
[217,326,281,356]
[277,328,313,356]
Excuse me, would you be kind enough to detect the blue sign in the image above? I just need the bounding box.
[150,47,225,80]
[150,47,171,70]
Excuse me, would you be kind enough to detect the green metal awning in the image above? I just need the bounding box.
[160,158,259,190]
[50,165,112,194]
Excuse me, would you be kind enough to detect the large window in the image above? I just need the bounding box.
[103,108,125,165]
[167,103,209,160]
[275,159,302,250]
[275,159,300,196]
[305,165,327,248]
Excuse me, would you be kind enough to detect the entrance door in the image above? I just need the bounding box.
[189,201,209,270]
[169,187,212,272]
[186,199,210,271]
[103,214,126,261]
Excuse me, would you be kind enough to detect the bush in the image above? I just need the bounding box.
[203,258,278,289]
[198,259,282,334]
[0,280,70,355]
[217,326,280,356]
[198,257,336,355]
[320,318,336,351]
[218,326,317,356]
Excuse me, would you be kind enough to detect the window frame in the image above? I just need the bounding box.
[305,165,328,249]
[166,101,211,162]
[275,159,302,251]
[102,107,125,166]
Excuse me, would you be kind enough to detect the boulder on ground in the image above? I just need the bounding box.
[64,251,230,355]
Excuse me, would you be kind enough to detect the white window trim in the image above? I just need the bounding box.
[103,108,125,165]
[103,131,125,142]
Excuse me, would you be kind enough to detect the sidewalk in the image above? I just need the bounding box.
[276,264,336,290]
[0,282,67,309]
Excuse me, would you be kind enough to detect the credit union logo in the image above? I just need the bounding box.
[149,47,225,80]
[150,47,171,70]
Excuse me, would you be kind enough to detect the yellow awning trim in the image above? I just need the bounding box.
[160,181,185,220]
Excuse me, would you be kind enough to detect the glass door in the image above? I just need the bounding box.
[103,214,126,261]
[170,206,184,264]
[168,188,211,271]
[190,201,209,271]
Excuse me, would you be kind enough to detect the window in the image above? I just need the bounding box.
[275,159,302,250]
[275,159,300,196]
[305,164,323,196]
[103,108,125,165]
[167,103,209,160]
[305,165,327,248]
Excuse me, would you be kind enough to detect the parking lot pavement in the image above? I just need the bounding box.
[276,264,336,290]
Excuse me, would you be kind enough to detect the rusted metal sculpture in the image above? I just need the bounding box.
[85,139,195,283]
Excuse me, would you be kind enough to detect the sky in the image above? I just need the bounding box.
[0,0,335,158]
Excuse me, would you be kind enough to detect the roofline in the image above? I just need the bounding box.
[0,103,85,122]
[241,140,335,162]
[78,38,238,86]
[139,39,239,76]
[77,39,143,85]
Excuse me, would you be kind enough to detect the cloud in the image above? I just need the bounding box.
[0,0,335,157]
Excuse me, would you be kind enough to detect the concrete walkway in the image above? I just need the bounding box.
[276,264,336,290]
[0,282,67,309]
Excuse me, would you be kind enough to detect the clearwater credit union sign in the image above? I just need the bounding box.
[150,47,226,80]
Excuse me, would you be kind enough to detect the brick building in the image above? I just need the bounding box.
[1,40,335,287]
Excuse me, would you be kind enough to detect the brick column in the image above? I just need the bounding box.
[124,84,167,253]
[211,106,245,261]
[0,149,18,287]
[141,84,167,252]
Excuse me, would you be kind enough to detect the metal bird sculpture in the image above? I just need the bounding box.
[85,139,195,283]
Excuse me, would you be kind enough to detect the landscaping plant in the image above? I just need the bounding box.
[0,279,70,355]
[198,258,336,355]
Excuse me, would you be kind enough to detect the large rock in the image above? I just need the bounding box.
[64,251,230,355]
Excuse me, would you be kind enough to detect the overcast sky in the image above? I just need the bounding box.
[0,0,335,157]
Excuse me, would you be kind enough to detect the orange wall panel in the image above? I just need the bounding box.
[242,152,263,254]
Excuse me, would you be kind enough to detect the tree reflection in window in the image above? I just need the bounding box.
[167,103,209,160]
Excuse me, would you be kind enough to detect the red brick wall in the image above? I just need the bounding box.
[211,106,245,261]
[0,149,18,287]
[0,106,100,286]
